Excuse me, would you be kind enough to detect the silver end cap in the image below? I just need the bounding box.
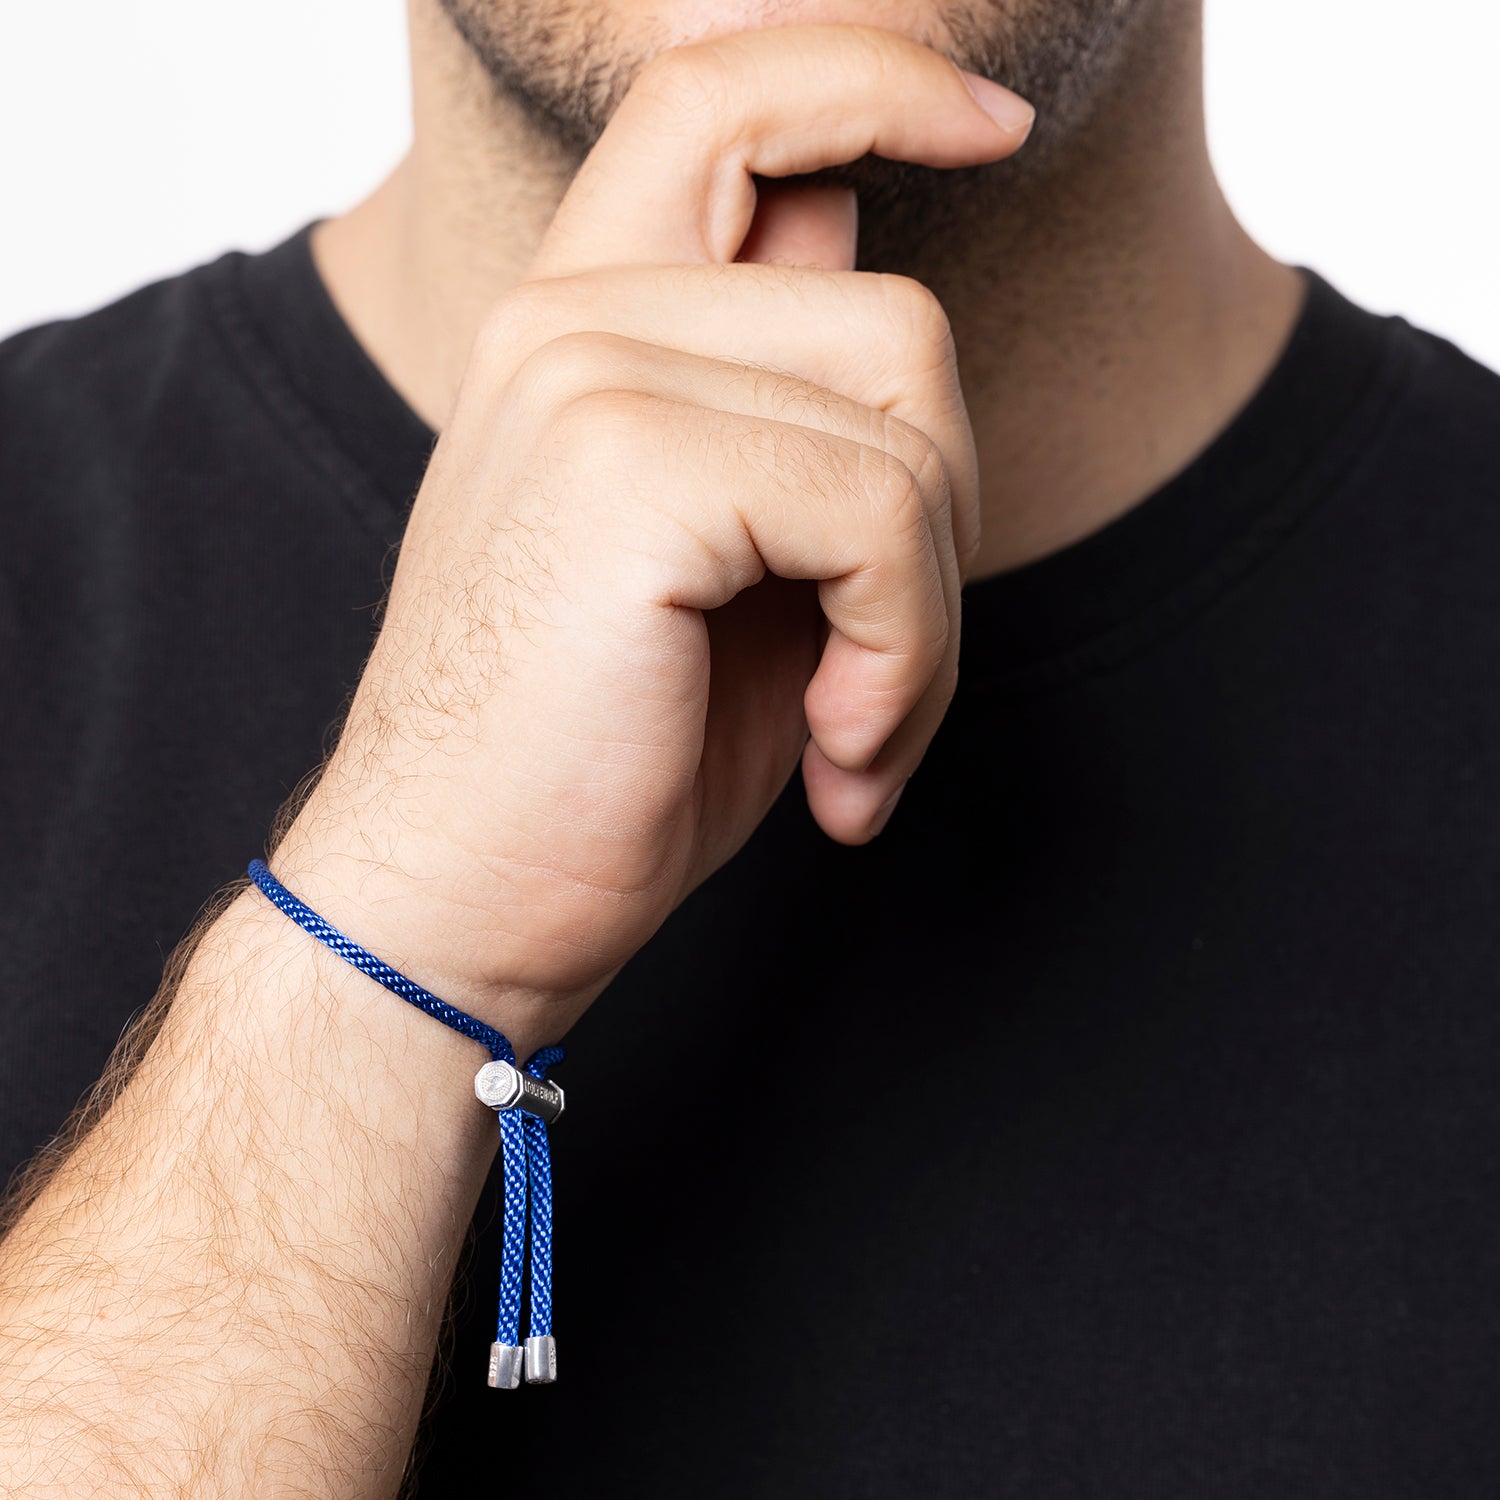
[525,1334,558,1384]
[488,1341,524,1390]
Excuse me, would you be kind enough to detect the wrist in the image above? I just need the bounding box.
[0,882,510,1484]
[208,871,579,1390]
[174,887,503,1167]
[265,806,607,1061]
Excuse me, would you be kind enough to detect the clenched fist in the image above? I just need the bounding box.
[273,26,1034,1055]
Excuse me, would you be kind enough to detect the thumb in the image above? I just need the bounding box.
[736,182,859,271]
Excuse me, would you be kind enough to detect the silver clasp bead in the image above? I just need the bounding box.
[474,1059,566,1124]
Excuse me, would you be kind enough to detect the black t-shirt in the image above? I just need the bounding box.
[5,228,1500,1496]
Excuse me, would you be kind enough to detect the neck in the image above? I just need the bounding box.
[315,0,1302,579]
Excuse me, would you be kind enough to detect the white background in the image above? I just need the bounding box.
[2,1,1497,369]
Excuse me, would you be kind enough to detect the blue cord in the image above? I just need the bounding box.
[496,1108,530,1349]
[245,859,565,1385]
[245,860,514,1063]
[523,1047,565,1338]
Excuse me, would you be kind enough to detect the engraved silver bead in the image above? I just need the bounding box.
[475,1059,525,1110]
[474,1059,566,1124]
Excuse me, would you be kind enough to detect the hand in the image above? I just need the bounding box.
[274,26,1034,1053]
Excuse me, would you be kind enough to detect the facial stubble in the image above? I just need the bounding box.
[435,0,1151,277]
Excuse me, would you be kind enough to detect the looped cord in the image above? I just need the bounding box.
[246,860,565,1384]
[245,860,514,1063]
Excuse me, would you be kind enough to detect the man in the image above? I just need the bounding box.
[2,0,1497,1492]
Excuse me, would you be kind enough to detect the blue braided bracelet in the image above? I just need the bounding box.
[246,859,565,1389]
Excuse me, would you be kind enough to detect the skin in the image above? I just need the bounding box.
[0,5,1302,1494]
[321,0,1302,577]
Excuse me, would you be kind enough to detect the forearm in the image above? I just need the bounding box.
[0,886,497,1498]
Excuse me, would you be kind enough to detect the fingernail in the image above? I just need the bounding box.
[869,782,908,838]
[960,71,1036,139]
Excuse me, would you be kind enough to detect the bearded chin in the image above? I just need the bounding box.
[777,157,1011,280]
[437,0,1145,274]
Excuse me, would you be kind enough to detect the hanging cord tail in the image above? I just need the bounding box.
[521,1045,565,1383]
[244,860,569,1394]
[487,1104,530,1390]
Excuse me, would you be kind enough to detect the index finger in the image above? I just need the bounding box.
[530,24,1034,277]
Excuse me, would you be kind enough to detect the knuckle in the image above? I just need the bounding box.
[956,521,982,577]
[548,386,660,469]
[860,450,949,667]
[633,44,732,129]
[473,281,558,369]
[873,273,955,361]
[881,416,948,505]
[862,448,929,541]
[848,24,900,79]
[472,275,603,376]
[742,362,833,424]
[933,634,960,695]
[513,330,638,413]
[925,598,953,670]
